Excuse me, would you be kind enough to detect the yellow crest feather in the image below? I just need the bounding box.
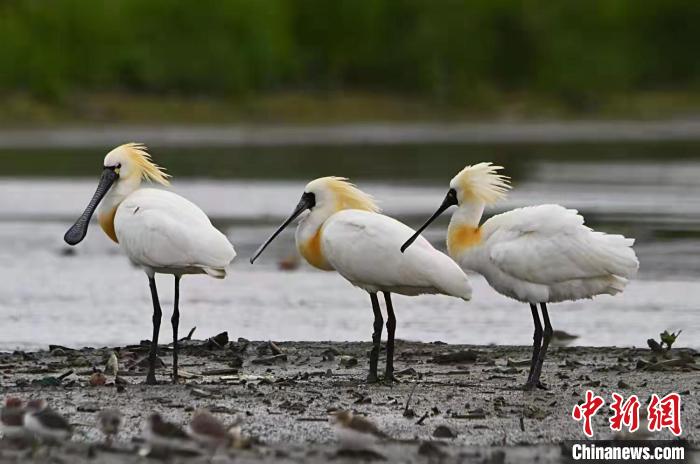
[122,143,171,186]
[453,162,510,204]
[321,177,381,213]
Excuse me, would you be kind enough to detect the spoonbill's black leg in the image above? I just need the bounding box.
[530,303,553,389]
[146,276,163,385]
[383,292,397,384]
[524,303,543,390]
[171,276,181,384]
[367,293,383,383]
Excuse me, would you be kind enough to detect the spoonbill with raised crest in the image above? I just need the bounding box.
[401,163,638,390]
[64,143,236,384]
[250,177,471,383]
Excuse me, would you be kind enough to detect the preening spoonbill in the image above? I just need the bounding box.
[401,163,639,390]
[250,177,471,383]
[64,143,236,384]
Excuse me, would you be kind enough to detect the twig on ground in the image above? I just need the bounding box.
[180,327,196,342]
[404,382,418,416]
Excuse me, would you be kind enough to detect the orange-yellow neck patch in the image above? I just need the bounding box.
[98,208,119,243]
[447,224,481,255]
[298,227,334,271]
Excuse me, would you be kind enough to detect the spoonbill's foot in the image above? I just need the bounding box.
[523,380,548,391]
[382,373,400,385]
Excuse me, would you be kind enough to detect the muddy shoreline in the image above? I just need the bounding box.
[1,338,698,463]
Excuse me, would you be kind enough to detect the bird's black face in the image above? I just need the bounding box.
[250,191,316,264]
[400,188,458,252]
[63,166,119,246]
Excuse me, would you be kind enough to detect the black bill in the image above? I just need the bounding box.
[249,192,315,264]
[64,167,118,245]
[400,188,458,253]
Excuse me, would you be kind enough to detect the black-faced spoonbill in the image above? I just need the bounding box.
[64,143,236,385]
[401,163,639,390]
[250,177,471,383]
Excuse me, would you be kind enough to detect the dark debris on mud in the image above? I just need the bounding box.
[1,336,699,463]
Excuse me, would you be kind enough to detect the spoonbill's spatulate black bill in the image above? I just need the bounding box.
[249,191,315,264]
[400,188,457,253]
[64,167,118,245]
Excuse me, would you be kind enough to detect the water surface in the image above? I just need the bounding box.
[1,143,698,350]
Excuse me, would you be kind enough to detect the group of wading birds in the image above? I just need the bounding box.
[1,143,639,452]
[1,396,375,454]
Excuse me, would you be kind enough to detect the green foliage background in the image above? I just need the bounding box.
[1,0,698,105]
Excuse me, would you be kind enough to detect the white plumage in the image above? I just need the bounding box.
[64,143,235,385]
[251,176,470,383]
[115,188,235,277]
[463,204,638,303]
[321,210,471,299]
[402,162,638,389]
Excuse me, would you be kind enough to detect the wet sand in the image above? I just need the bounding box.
[1,339,698,463]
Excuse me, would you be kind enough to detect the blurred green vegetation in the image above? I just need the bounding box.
[1,0,699,115]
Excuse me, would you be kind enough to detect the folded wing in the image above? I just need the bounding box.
[322,210,471,299]
[484,204,638,285]
[115,189,236,276]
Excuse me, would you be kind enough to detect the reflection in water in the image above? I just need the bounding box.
[0,149,699,350]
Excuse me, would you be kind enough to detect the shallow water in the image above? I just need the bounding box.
[1,148,699,350]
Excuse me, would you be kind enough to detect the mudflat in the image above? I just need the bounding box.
[0,338,697,463]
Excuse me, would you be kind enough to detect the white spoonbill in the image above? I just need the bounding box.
[250,177,471,383]
[401,163,639,390]
[64,143,236,384]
